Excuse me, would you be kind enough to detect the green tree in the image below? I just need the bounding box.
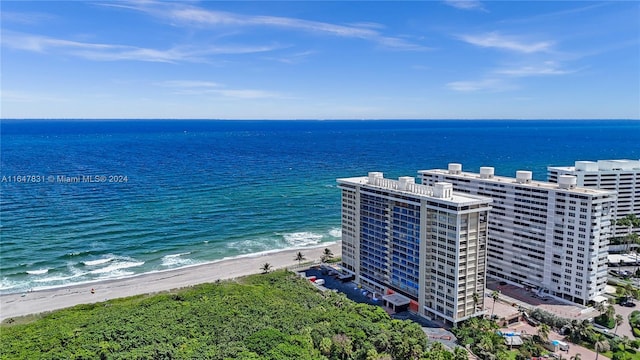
[593,334,609,360]
[624,283,638,300]
[617,335,633,353]
[452,346,468,360]
[319,337,332,356]
[490,290,500,318]
[617,214,640,252]
[261,262,272,273]
[537,323,550,343]
[295,251,306,266]
[567,319,592,343]
[472,292,480,311]
[321,248,334,263]
[614,314,624,334]
[594,301,605,317]
[246,328,287,355]
[332,334,353,360]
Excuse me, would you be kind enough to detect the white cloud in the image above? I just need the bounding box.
[157,80,221,88]
[444,0,487,12]
[267,50,317,64]
[495,62,576,77]
[1,32,283,63]
[122,2,428,51]
[156,80,282,99]
[446,78,515,92]
[458,32,553,53]
[447,61,577,93]
[1,32,114,53]
[213,89,280,99]
[1,11,56,25]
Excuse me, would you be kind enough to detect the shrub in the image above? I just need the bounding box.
[595,315,616,329]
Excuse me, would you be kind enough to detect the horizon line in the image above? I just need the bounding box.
[2,118,639,122]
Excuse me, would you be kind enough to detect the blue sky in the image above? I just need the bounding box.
[1,1,638,119]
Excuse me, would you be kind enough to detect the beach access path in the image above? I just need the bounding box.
[0,243,341,322]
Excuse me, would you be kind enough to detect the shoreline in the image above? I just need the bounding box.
[0,242,341,322]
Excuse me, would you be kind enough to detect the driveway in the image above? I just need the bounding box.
[612,303,638,339]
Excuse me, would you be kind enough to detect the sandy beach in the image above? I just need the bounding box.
[0,242,341,322]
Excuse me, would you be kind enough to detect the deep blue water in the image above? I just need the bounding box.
[1,119,638,293]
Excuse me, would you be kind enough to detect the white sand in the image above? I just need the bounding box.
[0,242,341,321]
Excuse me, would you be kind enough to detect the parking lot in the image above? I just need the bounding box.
[302,266,458,349]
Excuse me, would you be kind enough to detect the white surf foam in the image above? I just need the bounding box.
[0,277,20,291]
[96,269,135,280]
[161,253,194,267]
[26,269,49,275]
[89,260,144,274]
[328,228,342,238]
[282,231,323,247]
[226,239,273,253]
[33,274,82,283]
[83,257,113,266]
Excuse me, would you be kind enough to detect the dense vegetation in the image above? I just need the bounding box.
[1,270,458,360]
[631,311,640,338]
[452,317,509,359]
[453,314,640,360]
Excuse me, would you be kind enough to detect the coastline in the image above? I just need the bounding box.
[0,242,341,322]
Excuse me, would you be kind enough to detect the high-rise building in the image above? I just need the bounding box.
[338,172,492,325]
[548,160,640,238]
[419,164,616,305]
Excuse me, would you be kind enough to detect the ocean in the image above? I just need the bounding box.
[1,119,638,294]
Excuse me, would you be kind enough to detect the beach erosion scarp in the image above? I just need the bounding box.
[0,242,341,322]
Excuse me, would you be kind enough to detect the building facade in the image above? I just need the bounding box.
[548,160,640,238]
[419,164,616,305]
[338,172,492,325]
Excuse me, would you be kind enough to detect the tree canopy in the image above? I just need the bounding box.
[1,270,452,360]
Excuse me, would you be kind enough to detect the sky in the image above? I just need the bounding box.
[1,1,639,120]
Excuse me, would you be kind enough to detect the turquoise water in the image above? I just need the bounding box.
[1,119,639,293]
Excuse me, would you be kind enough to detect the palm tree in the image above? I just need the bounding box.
[605,304,615,320]
[614,314,624,334]
[568,319,592,343]
[593,334,608,360]
[452,347,468,360]
[594,301,605,317]
[616,285,628,299]
[490,290,500,318]
[617,214,640,252]
[537,323,550,343]
[475,333,496,358]
[472,292,480,311]
[261,262,272,273]
[624,283,638,300]
[294,251,306,266]
[322,247,334,263]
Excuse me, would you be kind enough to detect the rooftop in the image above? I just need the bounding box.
[337,173,492,206]
[548,159,640,172]
[418,168,616,197]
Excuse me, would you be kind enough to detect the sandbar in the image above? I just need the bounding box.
[0,242,341,322]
